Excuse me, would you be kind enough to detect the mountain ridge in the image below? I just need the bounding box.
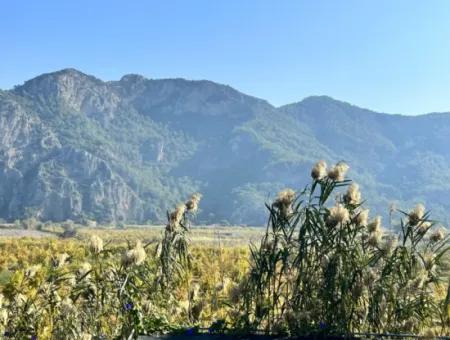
[1,68,450,225]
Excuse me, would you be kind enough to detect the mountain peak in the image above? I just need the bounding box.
[14,68,103,96]
[119,74,148,83]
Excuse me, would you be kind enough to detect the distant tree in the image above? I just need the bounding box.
[21,217,38,230]
[61,220,77,238]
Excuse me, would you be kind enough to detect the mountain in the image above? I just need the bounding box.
[1,68,450,226]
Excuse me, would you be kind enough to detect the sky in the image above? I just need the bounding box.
[1,0,450,115]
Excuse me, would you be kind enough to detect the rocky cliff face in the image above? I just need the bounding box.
[1,69,450,225]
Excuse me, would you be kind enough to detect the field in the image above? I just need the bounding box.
[0,162,449,339]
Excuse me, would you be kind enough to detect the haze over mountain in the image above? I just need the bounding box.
[1,68,449,226]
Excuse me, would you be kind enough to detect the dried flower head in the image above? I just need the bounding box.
[89,235,104,254]
[367,216,382,233]
[311,160,327,180]
[77,262,92,279]
[327,203,350,227]
[328,161,349,181]
[186,193,202,213]
[418,221,432,234]
[122,240,147,267]
[275,189,296,206]
[55,253,70,268]
[355,209,369,226]
[168,203,186,230]
[408,203,425,226]
[343,183,361,205]
[367,229,383,247]
[273,188,296,217]
[430,228,445,243]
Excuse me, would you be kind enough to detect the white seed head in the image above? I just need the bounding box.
[327,203,350,227]
[368,230,383,247]
[409,203,425,226]
[55,253,70,268]
[186,193,202,213]
[430,228,445,243]
[367,216,382,233]
[328,161,349,181]
[344,183,361,205]
[122,240,147,267]
[274,189,296,217]
[89,235,104,254]
[77,262,92,279]
[169,203,187,229]
[355,209,369,226]
[311,160,327,180]
[418,221,432,234]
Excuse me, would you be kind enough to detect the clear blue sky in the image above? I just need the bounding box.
[2,0,450,115]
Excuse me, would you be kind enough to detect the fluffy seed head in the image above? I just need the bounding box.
[89,235,104,254]
[368,230,383,247]
[409,203,425,226]
[311,160,327,180]
[367,216,382,233]
[275,189,296,206]
[418,221,432,234]
[168,203,186,230]
[77,262,92,279]
[328,161,349,181]
[122,240,147,267]
[355,209,369,226]
[186,193,202,213]
[327,204,350,227]
[430,228,445,243]
[55,253,70,268]
[274,189,296,217]
[344,183,361,205]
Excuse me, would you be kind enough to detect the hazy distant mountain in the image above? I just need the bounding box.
[1,68,450,225]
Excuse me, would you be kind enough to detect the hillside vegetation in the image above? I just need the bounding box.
[2,69,450,225]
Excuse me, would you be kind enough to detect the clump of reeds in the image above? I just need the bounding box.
[233,160,449,337]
